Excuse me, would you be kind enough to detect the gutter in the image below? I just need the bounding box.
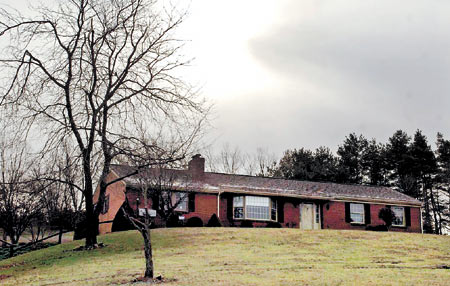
[420,206,424,234]
[217,191,222,218]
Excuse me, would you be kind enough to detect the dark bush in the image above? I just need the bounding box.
[266,221,282,228]
[240,220,253,228]
[73,211,88,240]
[166,214,180,228]
[378,207,395,229]
[186,217,203,227]
[206,214,222,227]
[366,225,388,231]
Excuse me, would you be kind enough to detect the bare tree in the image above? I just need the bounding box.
[0,0,207,248]
[0,139,42,256]
[206,144,278,176]
[204,143,246,174]
[120,146,194,280]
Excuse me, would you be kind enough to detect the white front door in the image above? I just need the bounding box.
[300,203,321,230]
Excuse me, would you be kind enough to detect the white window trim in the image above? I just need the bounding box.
[350,203,365,224]
[391,206,406,227]
[232,195,277,222]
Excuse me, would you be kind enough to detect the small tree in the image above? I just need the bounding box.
[378,207,395,230]
[119,147,194,280]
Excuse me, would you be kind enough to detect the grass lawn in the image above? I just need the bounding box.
[0,228,449,285]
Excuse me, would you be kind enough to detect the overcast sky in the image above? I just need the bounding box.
[180,0,450,156]
[3,0,450,157]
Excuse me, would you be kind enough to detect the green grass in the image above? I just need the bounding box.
[0,228,449,285]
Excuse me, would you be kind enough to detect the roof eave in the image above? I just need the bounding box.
[200,187,422,207]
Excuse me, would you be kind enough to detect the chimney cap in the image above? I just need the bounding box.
[192,154,202,159]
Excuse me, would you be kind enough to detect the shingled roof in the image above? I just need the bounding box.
[110,164,422,206]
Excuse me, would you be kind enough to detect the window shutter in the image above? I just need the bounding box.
[364,204,371,225]
[188,193,195,212]
[277,199,284,223]
[345,202,351,223]
[227,194,233,221]
[152,193,160,210]
[405,207,411,227]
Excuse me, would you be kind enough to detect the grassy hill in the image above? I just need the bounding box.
[0,228,449,285]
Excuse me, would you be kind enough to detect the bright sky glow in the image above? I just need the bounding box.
[2,0,450,157]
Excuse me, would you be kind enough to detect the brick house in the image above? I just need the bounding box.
[94,154,423,234]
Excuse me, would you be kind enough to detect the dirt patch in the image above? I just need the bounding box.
[434,265,450,270]
[72,243,106,252]
[0,261,25,269]
[128,275,177,284]
[0,274,11,280]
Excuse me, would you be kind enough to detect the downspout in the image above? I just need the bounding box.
[420,206,423,234]
[217,191,222,218]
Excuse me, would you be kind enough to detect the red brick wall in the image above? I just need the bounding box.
[283,201,300,228]
[184,193,218,224]
[93,172,126,234]
[322,201,421,233]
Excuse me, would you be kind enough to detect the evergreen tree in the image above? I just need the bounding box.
[361,139,389,186]
[274,148,316,180]
[434,133,450,234]
[312,146,339,182]
[386,130,412,182]
[336,133,368,184]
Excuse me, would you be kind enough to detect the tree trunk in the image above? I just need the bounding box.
[142,229,154,279]
[9,244,14,258]
[8,236,17,258]
[84,184,98,248]
[58,226,63,244]
[2,231,7,247]
[429,189,442,235]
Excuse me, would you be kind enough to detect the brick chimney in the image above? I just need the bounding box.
[188,154,205,180]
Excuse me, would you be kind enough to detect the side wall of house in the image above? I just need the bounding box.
[93,172,127,234]
[322,201,421,233]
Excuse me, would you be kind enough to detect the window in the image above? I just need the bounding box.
[392,206,405,226]
[350,203,364,224]
[233,196,277,221]
[233,196,244,219]
[315,204,320,224]
[101,195,109,214]
[174,192,188,211]
[271,200,277,221]
[246,196,270,220]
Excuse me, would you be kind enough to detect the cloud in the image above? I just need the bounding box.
[241,0,450,152]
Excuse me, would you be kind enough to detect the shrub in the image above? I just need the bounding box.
[266,221,282,228]
[365,225,388,231]
[186,217,203,227]
[378,207,395,229]
[166,214,180,228]
[206,214,222,227]
[240,221,253,228]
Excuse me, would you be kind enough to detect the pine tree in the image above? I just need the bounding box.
[336,133,368,184]
[361,139,389,186]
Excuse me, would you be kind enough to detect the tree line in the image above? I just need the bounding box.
[270,130,449,234]
[208,130,449,235]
